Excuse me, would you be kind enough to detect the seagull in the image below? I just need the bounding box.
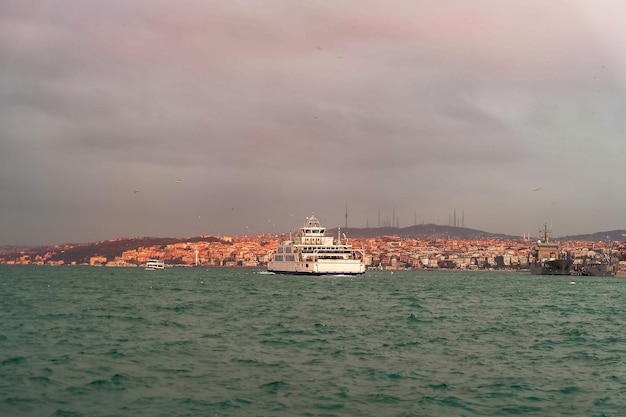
[134,189,140,193]
[532,188,541,192]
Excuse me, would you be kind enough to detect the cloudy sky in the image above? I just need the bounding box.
[2,0,626,245]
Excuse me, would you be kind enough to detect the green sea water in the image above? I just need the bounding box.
[1,265,625,416]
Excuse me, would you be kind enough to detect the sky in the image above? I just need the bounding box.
[2,0,626,246]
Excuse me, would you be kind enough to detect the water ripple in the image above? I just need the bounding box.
[1,266,626,416]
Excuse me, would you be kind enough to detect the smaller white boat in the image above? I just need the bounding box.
[145,259,165,270]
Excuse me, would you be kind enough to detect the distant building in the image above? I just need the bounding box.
[90,256,107,266]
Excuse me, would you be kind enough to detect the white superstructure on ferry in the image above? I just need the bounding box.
[267,215,365,275]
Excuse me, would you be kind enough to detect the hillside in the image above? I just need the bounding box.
[0,236,225,265]
[336,225,626,242]
[561,230,626,242]
[334,224,520,240]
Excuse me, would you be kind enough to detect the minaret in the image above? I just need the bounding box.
[345,203,348,229]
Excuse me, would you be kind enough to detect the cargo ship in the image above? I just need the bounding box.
[529,224,572,275]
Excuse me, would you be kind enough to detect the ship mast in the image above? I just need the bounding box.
[540,223,550,243]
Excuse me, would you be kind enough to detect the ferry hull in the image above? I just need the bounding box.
[269,270,365,276]
[268,260,365,276]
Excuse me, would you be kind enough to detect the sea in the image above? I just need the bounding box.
[1,265,625,417]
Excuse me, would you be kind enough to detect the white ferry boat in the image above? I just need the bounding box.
[145,259,165,270]
[267,215,365,275]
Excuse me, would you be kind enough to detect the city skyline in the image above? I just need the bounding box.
[2,1,626,246]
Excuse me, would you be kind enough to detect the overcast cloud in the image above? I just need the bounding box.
[2,0,626,245]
